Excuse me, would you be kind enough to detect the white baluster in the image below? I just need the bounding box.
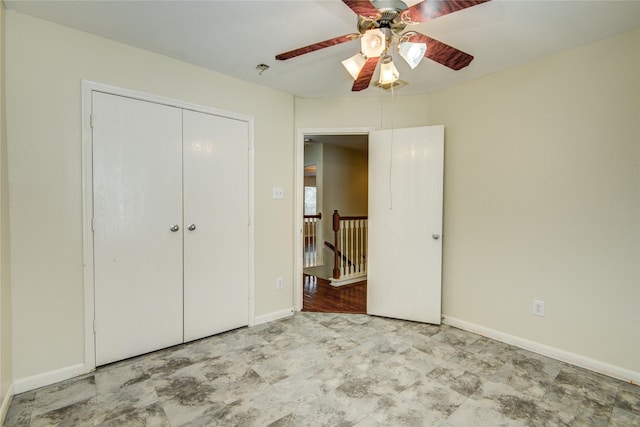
[340,224,345,277]
[356,220,362,273]
[314,218,319,266]
[353,220,358,276]
[347,220,353,276]
[317,217,322,265]
[361,220,366,274]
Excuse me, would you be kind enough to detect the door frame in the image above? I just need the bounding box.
[81,80,256,371]
[294,127,372,311]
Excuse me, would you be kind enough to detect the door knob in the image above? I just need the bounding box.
[170,225,180,232]
[187,224,196,231]
[432,233,440,240]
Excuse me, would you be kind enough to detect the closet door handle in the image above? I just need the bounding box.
[187,224,196,231]
[170,225,180,232]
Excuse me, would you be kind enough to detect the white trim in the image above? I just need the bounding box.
[253,308,295,326]
[443,316,640,385]
[14,364,91,394]
[294,127,373,312]
[330,274,367,287]
[0,383,14,424]
[81,81,95,375]
[247,116,256,328]
[81,80,256,368]
[83,81,253,123]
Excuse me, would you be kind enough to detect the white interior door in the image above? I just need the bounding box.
[93,92,184,365]
[367,125,444,324]
[182,110,249,342]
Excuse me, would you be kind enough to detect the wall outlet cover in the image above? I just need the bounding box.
[533,299,545,317]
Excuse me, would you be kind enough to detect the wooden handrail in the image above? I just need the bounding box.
[324,241,362,269]
[303,213,322,220]
[338,215,367,220]
[333,211,340,279]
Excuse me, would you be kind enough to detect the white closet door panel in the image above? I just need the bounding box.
[182,110,249,342]
[367,125,444,324]
[93,92,184,365]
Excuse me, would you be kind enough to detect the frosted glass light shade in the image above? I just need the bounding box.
[399,41,427,69]
[379,56,399,85]
[341,53,367,80]
[361,29,385,58]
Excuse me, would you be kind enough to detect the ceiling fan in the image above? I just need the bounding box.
[275,0,489,91]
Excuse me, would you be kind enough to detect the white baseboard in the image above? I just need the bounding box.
[253,308,295,326]
[0,382,14,425]
[14,309,289,394]
[14,363,93,394]
[443,316,640,385]
[330,274,367,287]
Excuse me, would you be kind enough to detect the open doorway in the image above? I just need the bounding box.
[299,133,369,313]
[295,125,445,324]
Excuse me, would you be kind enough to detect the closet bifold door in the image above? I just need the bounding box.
[92,92,184,366]
[182,109,250,342]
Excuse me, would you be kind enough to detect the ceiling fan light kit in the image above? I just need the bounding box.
[398,40,427,69]
[341,52,367,80]
[360,28,387,58]
[275,0,490,92]
[379,55,400,85]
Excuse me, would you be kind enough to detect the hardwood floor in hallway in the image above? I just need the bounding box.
[302,274,367,314]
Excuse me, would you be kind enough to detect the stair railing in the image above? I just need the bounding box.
[303,212,323,267]
[332,210,367,281]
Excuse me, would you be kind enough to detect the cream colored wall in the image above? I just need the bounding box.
[295,29,640,374]
[432,28,639,374]
[295,94,431,130]
[0,2,14,415]
[6,11,294,381]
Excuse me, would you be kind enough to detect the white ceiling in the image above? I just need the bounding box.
[5,0,639,98]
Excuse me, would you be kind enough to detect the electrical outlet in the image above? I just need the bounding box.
[533,299,545,317]
[276,277,284,289]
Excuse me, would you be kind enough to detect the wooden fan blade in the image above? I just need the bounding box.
[276,33,359,61]
[407,33,474,70]
[342,0,379,18]
[352,57,380,91]
[402,0,489,23]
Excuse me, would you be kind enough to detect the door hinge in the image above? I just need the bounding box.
[90,114,94,129]
[91,217,95,232]
[93,319,96,333]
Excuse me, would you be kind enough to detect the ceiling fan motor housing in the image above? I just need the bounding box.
[358,0,409,35]
[371,0,408,13]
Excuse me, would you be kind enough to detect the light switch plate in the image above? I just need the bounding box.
[272,187,284,199]
[533,299,545,317]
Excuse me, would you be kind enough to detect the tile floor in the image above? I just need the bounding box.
[5,313,640,426]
